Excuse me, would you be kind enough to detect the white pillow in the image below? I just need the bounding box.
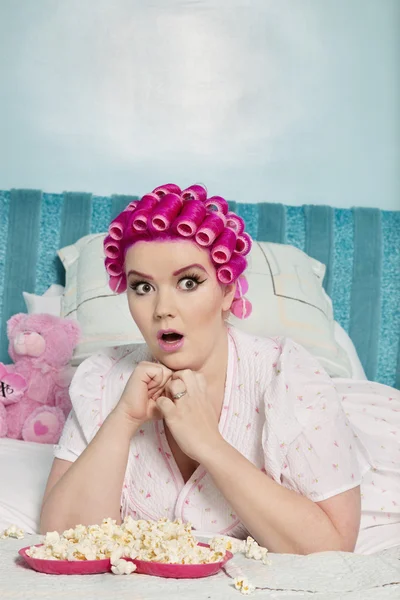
[23,284,64,317]
[333,322,367,380]
[0,438,54,534]
[58,235,351,376]
[58,234,145,365]
[227,242,351,377]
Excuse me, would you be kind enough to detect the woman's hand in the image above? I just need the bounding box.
[156,369,224,462]
[115,361,173,426]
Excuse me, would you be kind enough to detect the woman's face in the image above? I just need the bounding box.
[125,240,235,371]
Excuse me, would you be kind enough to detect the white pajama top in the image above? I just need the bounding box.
[54,326,400,554]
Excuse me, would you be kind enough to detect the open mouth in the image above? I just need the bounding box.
[161,332,184,343]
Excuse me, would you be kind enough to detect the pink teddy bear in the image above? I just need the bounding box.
[0,313,80,444]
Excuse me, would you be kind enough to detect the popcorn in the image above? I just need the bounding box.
[211,534,269,595]
[209,534,269,565]
[243,536,270,564]
[1,525,25,539]
[234,576,256,595]
[111,558,137,575]
[26,517,226,569]
[25,515,270,590]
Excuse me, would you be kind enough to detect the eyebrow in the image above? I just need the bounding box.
[127,263,208,280]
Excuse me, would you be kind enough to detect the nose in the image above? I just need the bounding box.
[154,288,176,320]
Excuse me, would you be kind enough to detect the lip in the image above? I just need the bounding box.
[157,329,185,353]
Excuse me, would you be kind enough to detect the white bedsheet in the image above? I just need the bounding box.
[1,533,399,600]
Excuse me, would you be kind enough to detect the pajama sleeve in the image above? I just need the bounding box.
[53,350,115,463]
[53,408,87,463]
[264,337,371,502]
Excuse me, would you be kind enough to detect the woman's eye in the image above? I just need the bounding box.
[130,282,153,295]
[178,277,201,291]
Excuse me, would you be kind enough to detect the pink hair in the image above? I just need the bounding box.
[104,184,253,307]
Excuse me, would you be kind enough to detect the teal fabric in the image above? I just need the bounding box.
[0,190,399,390]
[304,205,334,296]
[257,203,286,244]
[111,195,139,221]
[331,209,354,331]
[349,209,382,382]
[2,190,42,354]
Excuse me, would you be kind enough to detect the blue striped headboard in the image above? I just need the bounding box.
[0,189,399,389]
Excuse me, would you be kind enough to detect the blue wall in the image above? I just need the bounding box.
[0,0,399,209]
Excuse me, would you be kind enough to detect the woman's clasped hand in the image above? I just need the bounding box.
[115,361,173,425]
[115,361,224,463]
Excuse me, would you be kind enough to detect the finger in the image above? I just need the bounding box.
[161,369,173,388]
[171,369,198,395]
[171,369,193,380]
[151,388,165,401]
[147,397,163,420]
[147,365,172,392]
[156,396,176,418]
[144,365,165,390]
[165,380,188,403]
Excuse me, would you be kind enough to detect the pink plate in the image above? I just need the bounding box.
[18,545,111,575]
[18,542,232,578]
[126,543,233,579]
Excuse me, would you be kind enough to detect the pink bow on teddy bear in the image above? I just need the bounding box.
[0,363,27,404]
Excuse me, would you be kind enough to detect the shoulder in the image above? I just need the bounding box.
[70,343,152,398]
[76,343,151,373]
[228,327,300,394]
[228,325,300,365]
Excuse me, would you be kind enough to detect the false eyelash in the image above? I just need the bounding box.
[129,280,152,292]
[181,272,206,285]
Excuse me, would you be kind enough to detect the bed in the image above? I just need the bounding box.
[0,189,399,599]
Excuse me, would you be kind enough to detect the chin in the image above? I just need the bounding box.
[160,355,191,371]
[153,349,193,371]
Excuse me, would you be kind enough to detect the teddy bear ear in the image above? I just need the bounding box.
[7,313,26,338]
[62,319,81,346]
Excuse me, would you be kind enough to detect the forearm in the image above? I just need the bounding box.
[200,440,344,554]
[40,409,139,533]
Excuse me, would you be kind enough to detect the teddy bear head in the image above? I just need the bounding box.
[7,313,81,368]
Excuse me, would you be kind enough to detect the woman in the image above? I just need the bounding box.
[40,184,400,555]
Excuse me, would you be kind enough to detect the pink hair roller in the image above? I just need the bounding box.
[234,274,249,298]
[235,232,252,255]
[109,275,127,294]
[152,184,182,197]
[204,196,229,215]
[125,201,138,211]
[231,296,252,319]
[226,212,245,235]
[211,228,237,264]
[230,273,252,319]
[217,254,247,284]
[108,210,130,241]
[131,194,159,231]
[172,201,207,237]
[195,212,226,247]
[105,258,123,277]
[181,185,207,203]
[149,193,183,232]
[103,235,120,260]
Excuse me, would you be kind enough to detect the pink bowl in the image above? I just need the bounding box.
[126,543,233,579]
[18,542,232,578]
[18,545,111,575]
